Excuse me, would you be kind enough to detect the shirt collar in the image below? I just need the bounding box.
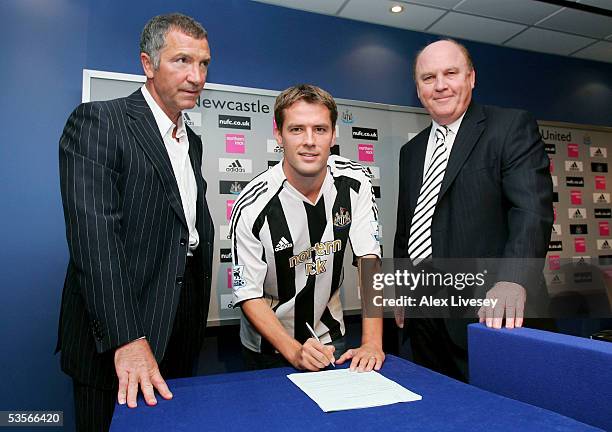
[431,111,466,137]
[271,157,334,202]
[271,157,334,184]
[141,84,185,139]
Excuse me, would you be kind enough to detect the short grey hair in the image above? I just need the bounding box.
[140,13,207,69]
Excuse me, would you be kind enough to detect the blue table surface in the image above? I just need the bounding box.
[111,355,602,432]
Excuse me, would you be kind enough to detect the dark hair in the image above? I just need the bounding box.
[140,13,207,69]
[274,84,338,131]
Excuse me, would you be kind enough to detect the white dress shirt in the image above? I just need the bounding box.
[141,85,199,255]
[421,113,466,182]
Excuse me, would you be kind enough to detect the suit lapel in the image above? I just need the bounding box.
[126,90,187,229]
[439,103,486,199]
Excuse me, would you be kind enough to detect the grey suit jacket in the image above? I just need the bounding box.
[57,89,214,388]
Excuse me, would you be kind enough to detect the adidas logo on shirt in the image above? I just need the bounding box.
[274,237,293,252]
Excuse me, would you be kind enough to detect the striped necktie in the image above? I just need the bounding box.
[408,126,449,263]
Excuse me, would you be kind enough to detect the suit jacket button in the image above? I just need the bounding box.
[176,277,184,285]
[180,238,187,246]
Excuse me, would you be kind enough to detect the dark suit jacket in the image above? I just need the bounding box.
[394,102,553,299]
[57,89,214,389]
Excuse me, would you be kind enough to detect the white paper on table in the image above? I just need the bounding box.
[287,369,422,412]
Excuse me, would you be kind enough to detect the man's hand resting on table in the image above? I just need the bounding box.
[114,338,173,408]
[478,281,526,329]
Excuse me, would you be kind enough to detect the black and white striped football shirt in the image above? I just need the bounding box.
[230,155,381,353]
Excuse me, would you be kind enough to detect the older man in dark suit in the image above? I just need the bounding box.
[57,13,214,431]
[393,39,553,380]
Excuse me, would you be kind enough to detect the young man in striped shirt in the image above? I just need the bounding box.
[230,84,384,371]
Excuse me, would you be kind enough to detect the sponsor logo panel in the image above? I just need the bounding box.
[219,180,249,195]
[220,248,232,263]
[220,294,235,310]
[548,240,563,251]
[218,114,251,130]
[183,111,202,127]
[545,274,565,286]
[366,166,381,179]
[544,143,556,154]
[570,224,588,235]
[548,255,560,270]
[593,193,611,204]
[566,176,584,187]
[599,255,612,265]
[568,208,587,219]
[575,237,586,253]
[267,139,283,154]
[352,127,378,141]
[590,147,607,158]
[570,190,582,205]
[599,222,610,236]
[565,160,583,172]
[219,225,230,240]
[552,176,557,187]
[595,208,612,218]
[358,144,375,162]
[572,256,590,265]
[574,271,592,283]
[591,162,608,173]
[225,134,245,154]
[567,143,579,158]
[552,192,558,202]
[595,176,606,190]
[551,224,562,236]
[219,158,253,174]
[341,109,354,124]
[226,200,235,221]
[597,239,612,251]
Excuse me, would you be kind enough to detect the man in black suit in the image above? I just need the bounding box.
[57,13,214,430]
[393,39,553,380]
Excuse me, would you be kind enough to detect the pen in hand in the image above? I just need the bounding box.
[305,322,335,368]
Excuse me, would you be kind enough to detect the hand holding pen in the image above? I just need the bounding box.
[305,322,336,368]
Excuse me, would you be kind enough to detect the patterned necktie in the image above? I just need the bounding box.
[408,126,449,263]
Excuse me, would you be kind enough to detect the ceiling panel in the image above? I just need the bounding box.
[397,0,462,8]
[455,0,562,24]
[252,0,345,15]
[340,0,446,31]
[428,12,526,44]
[578,0,612,12]
[537,7,612,39]
[505,27,595,55]
[249,0,612,65]
[572,40,612,63]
